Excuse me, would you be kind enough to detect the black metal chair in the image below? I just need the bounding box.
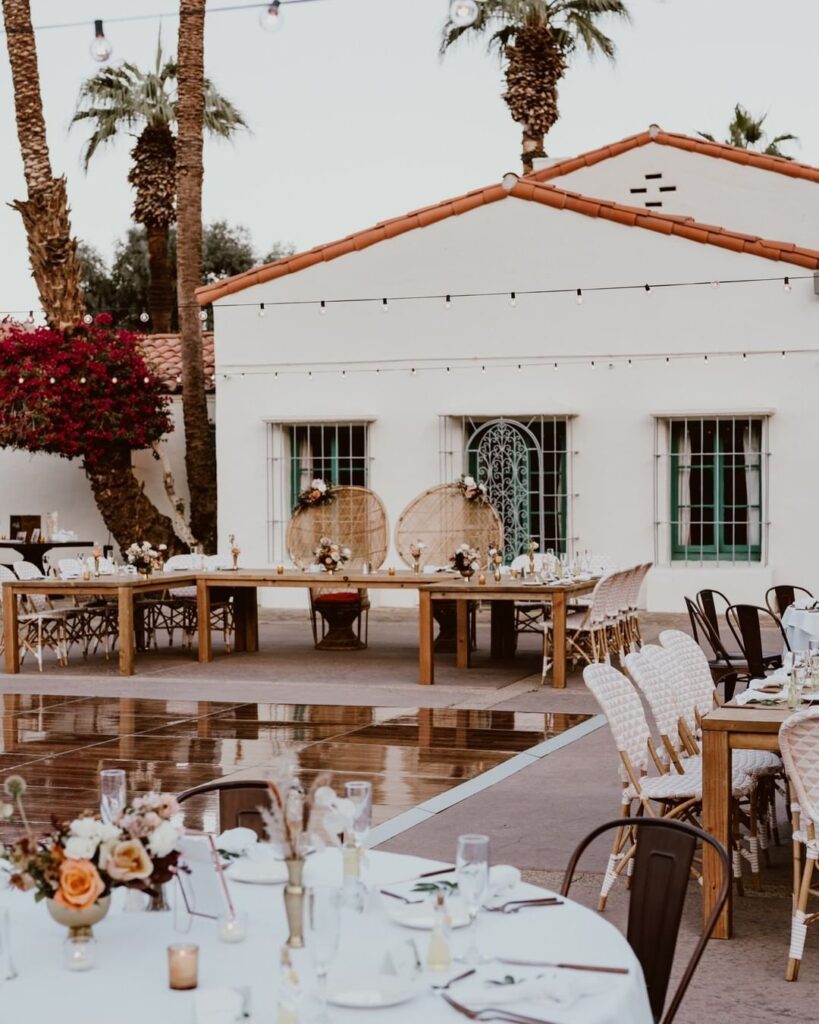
[178,779,270,838]
[696,589,744,662]
[561,817,731,1024]
[684,596,743,701]
[764,585,813,620]
[725,603,789,681]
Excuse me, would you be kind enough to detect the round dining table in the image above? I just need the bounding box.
[781,603,819,652]
[0,849,651,1024]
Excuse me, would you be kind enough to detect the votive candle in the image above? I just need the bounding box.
[218,913,247,944]
[168,943,199,990]
[276,564,284,575]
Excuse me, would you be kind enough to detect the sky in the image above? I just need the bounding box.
[1,0,817,316]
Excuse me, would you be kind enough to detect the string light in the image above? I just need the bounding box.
[319,300,327,315]
[139,310,150,323]
[449,0,479,27]
[510,291,517,307]
[89,19,112,62]
[26,311,34,325]
[258,303,266,318]
[199,309,208,322]
[49,376,56,384]
[82,313,93,325]
[445,294,452,309]
[80,377,86,384]
[382,298,389,313]
[711,280,720,289]
[111,375,118,383]
[17,376,23,385]
[576,289,583,305]
[784,276,792,292]
[259,1,283,31]
[644,283,651,293]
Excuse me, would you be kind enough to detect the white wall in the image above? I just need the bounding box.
[548,142,819,250]
[212,196,819,611]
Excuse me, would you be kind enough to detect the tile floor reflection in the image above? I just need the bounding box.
[0,694,588,834]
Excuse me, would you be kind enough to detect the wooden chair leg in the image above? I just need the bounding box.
[786,853,815,981]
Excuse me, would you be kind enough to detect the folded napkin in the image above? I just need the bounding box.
[488,864,521,895]
[217,827,258,857]
[193,987,247,1023]
[793,598,819,611]
[455,966,607,1010]
[736,687,786,705]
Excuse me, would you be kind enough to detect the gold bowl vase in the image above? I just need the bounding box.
[47,896,111,939]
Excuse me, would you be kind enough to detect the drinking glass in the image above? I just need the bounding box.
[344,781,372,848]
[456,833,489,965]
[0,910,17,981]
[99,768,127,825]
[305,886,342,1023]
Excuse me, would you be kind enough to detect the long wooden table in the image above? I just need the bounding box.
[419,577,598,688]
[701,703,787,939]
[1,573,198,677]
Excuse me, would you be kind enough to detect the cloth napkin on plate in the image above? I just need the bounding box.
[735,687,786,705]
[455,966,607,1010]
[193,987,248,1023]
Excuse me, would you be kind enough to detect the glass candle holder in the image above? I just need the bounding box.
[388,566,396,576]
[64,934,96,972]
[217,912,247,944]
[276,564,285,575]
[168,943,199,990]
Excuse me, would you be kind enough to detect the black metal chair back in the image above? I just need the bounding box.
[764,585,813,619]
[178,779,270,838]
[725,603,789,681]
[695,589,740,659]
[561,817,730,1024]
[685,596,742,700]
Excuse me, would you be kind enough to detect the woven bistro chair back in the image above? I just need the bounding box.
[287,486,389,571]
[394,483,503,570]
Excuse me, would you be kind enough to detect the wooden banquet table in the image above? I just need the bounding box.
[0,849,652,1024]
[1,572,199,677]
[701,703,787,939]
[0,539,95,573]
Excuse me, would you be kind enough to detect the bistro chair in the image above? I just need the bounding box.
[12,560,45,580]
[779,709,819,981]
[561,817,731,1024]
[178,779,271,838]
[725,603,789,681]
[765,584,814,620]
[1,564,70,670]
[696,589,745,663]
[541,574,615,682]
[684,596,744,701]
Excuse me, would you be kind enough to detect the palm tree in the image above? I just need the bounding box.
[699,104,798,160]
[72,37,246,332]
[176,0,216,550]
[441,1,630,174]
[2,0,84,329]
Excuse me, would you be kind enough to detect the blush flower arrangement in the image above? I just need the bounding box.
[125,540,163,575]
[297,477,335,510]
[314,536,351,572]
[456,474,488,503]
[450,543,480,577]
[0,775,184,908]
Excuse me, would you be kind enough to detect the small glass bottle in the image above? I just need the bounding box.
[426,892,452,972]
[342,831,366,912]
[787,669,799,710]
[275,945,301,1024]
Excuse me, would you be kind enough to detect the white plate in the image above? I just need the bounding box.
[385,897,470,930]
[326,973,422,1008]
[226,857,288,885]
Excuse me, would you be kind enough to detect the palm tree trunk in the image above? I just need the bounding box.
[146,223,174,333]
[175,0,217,551]
[521,127,545,175]
[85,447,184,554]
[2,0,84,329]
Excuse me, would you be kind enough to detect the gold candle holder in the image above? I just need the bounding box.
[168,943,199,990]
[276,564,284,575]
[388,566,396,576]
[478,574,486,585]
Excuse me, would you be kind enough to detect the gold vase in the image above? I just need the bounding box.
[47,896,110,939]
[283,857,305,948]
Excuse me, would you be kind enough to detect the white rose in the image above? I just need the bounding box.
[64,836,98,860]
[217,827,258,856]
[148,820,180,859]
[70,817,104,839]
[98,822,121,843]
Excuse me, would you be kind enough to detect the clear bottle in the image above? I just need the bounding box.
[787,669,799,710]
[275,945,301,1024]
[342,831,366,912]
[425,892,452,972]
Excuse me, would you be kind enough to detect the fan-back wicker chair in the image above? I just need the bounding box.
[394,483,503,652]
[287,485,388,650]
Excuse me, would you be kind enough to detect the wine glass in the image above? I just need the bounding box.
[99,768,127,825]
[456,833,489,965]
[305,886,342,1022]
[344,781,372,848]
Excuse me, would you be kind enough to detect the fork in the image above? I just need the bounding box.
[486,898,563,914]
[379,888,424,904]
[441,992,556,1023]
[431,968,477,991]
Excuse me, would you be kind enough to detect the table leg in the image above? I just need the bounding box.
[702,728,733,939]
[243,589,259,653]
[551,590,567,689]
[2,584,20,673]
[419,591,434,685]
[490,601,517,659]
[456,600,470,669]
[197,579,213,663]
[117,587,135,676]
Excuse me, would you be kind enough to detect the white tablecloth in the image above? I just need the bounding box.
[782,605,819,652]
[0,850,651,1024]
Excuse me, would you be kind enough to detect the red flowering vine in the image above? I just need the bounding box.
[0,313,172,469]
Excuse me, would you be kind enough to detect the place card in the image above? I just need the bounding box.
[176,833,235,920]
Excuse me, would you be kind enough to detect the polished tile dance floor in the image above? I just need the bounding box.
[0,694,588,833]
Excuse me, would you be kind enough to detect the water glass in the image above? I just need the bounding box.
[0,910,17,981]
[305,886,342,1022]
[99,768,127,825]
[456,833,489,965]
[344,781,372,848]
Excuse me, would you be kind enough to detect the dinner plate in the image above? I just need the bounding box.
[226,857,288,885]
[326,973,422,1008]
[385,897,470,930]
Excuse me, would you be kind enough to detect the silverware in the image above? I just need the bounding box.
[379,889,424,904]
[432,968,477,991]
[486,898,563,914]
[417,865,457,879]
[497,957,629,975]
[441,992,556,1023]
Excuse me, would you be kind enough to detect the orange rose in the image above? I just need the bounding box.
[53,859,105,911]
[101,839,153,882]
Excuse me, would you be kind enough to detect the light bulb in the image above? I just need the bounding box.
[139,310,150,323]
[26,311,35,324]
[783,276,792,293]
[445,294,452,309]
[644,283,651,293]
[50,376,57,384]
[17,376,23,384]
[111,375,118,383]
[711,280,720,289]
[143,376,150,384]
[80,376,87,384]
[575,289,583,305]
[199,309,208,322]
[259,1,283,32]
[381,298,389,313]
[510,291,517,307]
[90,20,113,62]
[449,0,479,28]
[319,300,327,315]
[258,303,266,318]
[82,313,93,325]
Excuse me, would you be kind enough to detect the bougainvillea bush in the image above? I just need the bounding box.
[0,313,172,469]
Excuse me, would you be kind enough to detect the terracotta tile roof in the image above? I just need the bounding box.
[140,332,215,394]
[526,128,819,184]
[195,133,819,306]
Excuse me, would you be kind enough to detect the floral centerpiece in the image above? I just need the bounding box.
[261,755,354,948]
[297,478,335,510]
[488,546,503,582]
[0,776,184,938]
[456,474,488,503]
[450,543,480,580]
[125,541,165,576]
[409,540,426,574]
[527,539,539,576]
[229,533,241,570]
[314,536,351,573]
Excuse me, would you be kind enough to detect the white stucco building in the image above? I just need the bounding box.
[198,128,819,613]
